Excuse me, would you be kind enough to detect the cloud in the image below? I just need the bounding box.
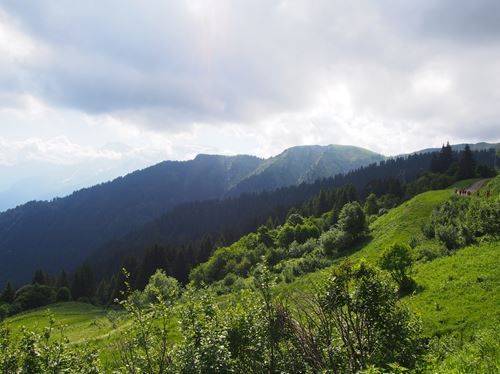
[0,0,498,160]
[0,136,124,166]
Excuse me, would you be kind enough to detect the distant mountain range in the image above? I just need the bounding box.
[1,141,498,286]
[411,142,500,155]
[0,144,385,286]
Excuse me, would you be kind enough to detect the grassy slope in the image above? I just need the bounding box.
[279,187,453,294]
[281,177,499,339]
[407,241,499,336]
[5,177,498,366]
[4,302,128,365]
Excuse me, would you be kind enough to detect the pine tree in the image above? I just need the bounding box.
[314,189,329,216]
[57,271,69,288]
[457,144,476,180]
[441,141,454,173]
[95,280,110,306]
[0,282,15,303]
[32,269,47,285]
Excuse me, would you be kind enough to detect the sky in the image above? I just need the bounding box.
[0,0,499,210]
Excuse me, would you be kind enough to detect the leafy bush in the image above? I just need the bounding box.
[423,195,499,251]
[142,269,180,305]
[0,315,101,372]
[426,326,500,373]
[414,241,446,262]
[56,287,72,302]
[434,223,466,250]
[13,284,55,311]
[320,227,350,255]
[287,238,317,258]
[406,172,454,197]
[337,201,368,237]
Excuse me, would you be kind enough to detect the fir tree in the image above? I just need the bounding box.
[457,144,476,179]
[32,269,47,285]
[0,282,15,303]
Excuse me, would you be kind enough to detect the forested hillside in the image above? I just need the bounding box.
[1,173,497,373]
[0,144,382,286]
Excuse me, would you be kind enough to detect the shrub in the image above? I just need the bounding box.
[56,287,72,302]
[277,224,295,248]
[142,269,180,305]
[379,243,415,290]
[286,213,304,226]
[337,201,368,237]
[0,315,102,372]
[0,303,9,321]
[414,242,446,261]
[13,284,55,311]
[320,227,350,255]
[434,223,465,250]
[294,223,320,244]
[77,296,91,304]
[287,238,317,258]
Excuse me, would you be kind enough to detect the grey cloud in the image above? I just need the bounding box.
[420,0,500,43]
[0,0,499,143]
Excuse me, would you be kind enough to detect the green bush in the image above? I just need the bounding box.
[13,284,55,311]
[287,238,317,258]
[337,201,368,237]
[142,269,180,305]
[0,315,101,372]
[435,223,465,250]
[320,227,350,255]
[56,287,72,302]
[379,243,415,290]
[414,241,446,261]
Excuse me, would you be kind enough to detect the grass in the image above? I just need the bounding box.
[278,187,453,294]
[280,178,499,341]
[5,177,499,370]
[4,302,128,365]
[406,240,500,337]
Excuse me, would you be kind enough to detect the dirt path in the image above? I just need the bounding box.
[465,179,489,193]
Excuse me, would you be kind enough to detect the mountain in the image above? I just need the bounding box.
[0,144,382,286]
[413,142,500,155]
[0,154,261,286]
[228,144,384,195]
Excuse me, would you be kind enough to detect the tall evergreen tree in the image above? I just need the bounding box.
[32,269,47,285]
[440,141,454,173]
[457,144,476,180]
[0,282,15,303]
[95,279,110,306]
[71,264,96,300]
[57,271,69,288]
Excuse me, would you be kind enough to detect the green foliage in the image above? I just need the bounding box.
[257,225,274,247]
[337,201,368,237]
[277,224,295,248]
[379,243,414,287]
[55,287,72,302]
[425,326,500,373]
[0,314,101,373]
[115,270,176,373]
[142,270,180,306]
[320,227,350,255]
[14,284,55,311]
[308,262,424,372]
[286,213,304,226]
[364,193,380,216]
[0,282,15,304]
[414,241,446,262]
[406,172,454,197]
[423,193,499,250]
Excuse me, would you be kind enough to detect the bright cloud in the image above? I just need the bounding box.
[0,0,499,208]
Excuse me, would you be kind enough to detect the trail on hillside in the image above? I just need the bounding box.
[466,179,489,193]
